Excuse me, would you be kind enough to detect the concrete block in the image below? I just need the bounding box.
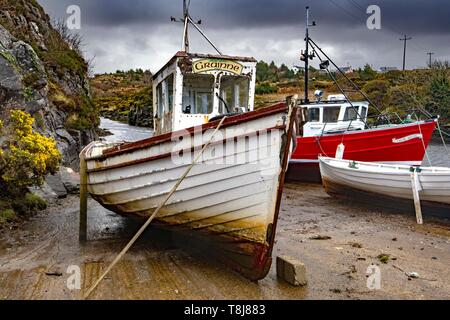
[276,255,307,286]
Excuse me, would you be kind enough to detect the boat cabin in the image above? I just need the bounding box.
[152,51,257,135]
[299,94,369,137]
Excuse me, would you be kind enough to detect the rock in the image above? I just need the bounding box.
[45,172,68,198]
[276,255,307,286]
[309,235,331,240]
[60,167,80,194]
[1,3,99,172]
[28,182,58,204]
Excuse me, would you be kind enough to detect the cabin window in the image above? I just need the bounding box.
[167,74,174,113]
[323,107,341,123]
[157,82,164,117]
[307,108,320,122]
[360,106,368,120]
[156,74,174,116]
[344,106,358,121]
[182,74,214,114]
[219,76,250,113]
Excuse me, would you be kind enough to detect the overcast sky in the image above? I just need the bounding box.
[37,0,450,74]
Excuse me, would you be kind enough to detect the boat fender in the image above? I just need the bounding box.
[335,143,345,159]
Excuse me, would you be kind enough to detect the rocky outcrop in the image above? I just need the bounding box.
[128,105,153,127]
[0,1,99,170]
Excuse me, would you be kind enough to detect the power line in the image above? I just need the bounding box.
[328,0,433,68]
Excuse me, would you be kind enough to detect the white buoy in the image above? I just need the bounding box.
[335,143,345,159]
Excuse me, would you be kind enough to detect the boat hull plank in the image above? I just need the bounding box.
[82,104,296,280]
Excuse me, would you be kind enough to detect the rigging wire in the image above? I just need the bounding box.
[309,38,402,122]
[329,0,432,55]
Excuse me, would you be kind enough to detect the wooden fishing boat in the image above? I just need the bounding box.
[80,24,297,279]
[319,156,450,217]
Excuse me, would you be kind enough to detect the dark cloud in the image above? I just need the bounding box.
[37,0,450,73]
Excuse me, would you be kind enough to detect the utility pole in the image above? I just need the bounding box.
[399,35,412,71]
[427,52,435,68]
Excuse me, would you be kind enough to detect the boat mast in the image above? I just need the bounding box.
[182,0,190,52]
[304,7,310,103]
[172,0,223,55]
[302,7,315,103]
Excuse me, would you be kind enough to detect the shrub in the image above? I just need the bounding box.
[0,209,16,224]
[0,110,61,194]
[255,82,278,95]
[12,193,46,216]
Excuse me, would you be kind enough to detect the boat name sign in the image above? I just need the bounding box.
[392,133,423,144]
[193,59,243,75]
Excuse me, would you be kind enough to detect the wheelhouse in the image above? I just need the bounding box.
[299,95,369,137]
[152,51,257,135]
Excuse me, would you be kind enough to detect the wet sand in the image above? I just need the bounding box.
[1,183,450,300]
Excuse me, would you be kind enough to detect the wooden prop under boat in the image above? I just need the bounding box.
[319,156,450,218]
[81,103,297,280]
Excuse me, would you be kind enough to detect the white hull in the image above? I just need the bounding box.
[319,157,450,206]
[81,104,296,280]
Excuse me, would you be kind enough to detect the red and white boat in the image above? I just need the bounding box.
[288,95,437,182]
[287,7,437,182]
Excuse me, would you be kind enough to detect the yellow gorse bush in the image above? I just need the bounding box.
[0,110,61,191]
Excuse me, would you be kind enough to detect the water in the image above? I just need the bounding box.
[99,117,153,143]
[423,142,450,167]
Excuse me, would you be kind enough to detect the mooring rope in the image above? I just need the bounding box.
[436,119,450,159]
[83,116,228,299]
[415,115,432,166]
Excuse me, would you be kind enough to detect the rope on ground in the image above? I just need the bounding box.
[83,116,228,299]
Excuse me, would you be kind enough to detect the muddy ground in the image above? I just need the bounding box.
[0,183,449,300]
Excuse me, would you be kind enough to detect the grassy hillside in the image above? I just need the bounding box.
[91,69,152,126]
[0,0,99,130]
[255,61,450,124]
[92,61,450,129]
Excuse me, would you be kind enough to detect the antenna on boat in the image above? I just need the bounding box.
[171,0,223,55]
[301,7,316,103]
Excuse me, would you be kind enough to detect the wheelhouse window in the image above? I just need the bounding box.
[307,107,320,122]
[360,106,368,120]
[344,106,359,121]
[182,74,214,114]
[219,75,250,113]
[167,74,174,113]
[323,106,341,123]
[156,74,174,116]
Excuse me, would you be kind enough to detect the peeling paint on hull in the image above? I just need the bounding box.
[82,105,296,280]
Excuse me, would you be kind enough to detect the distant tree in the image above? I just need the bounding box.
[255,82,278,95]
[359,64,377,81]
[256,61,270,82]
